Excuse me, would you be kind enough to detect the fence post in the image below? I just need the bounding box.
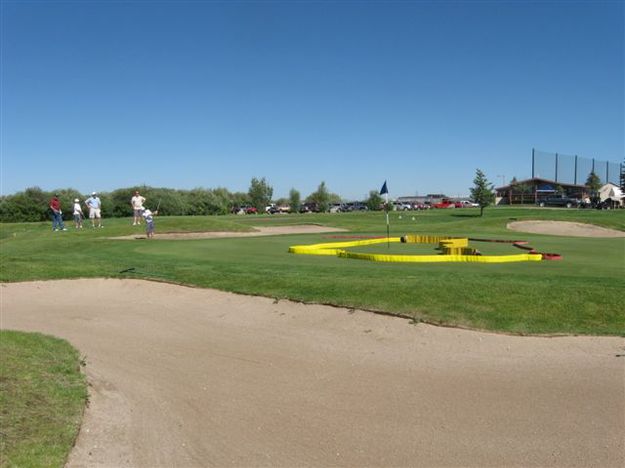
[555,153,559,182]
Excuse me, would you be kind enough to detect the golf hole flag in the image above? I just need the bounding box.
[380,181,390,247]
[380,181,388,195]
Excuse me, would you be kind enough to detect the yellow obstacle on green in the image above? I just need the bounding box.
[288,235,543,263]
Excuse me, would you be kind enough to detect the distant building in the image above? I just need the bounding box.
[495,177,588,205]
[598,183,624,208]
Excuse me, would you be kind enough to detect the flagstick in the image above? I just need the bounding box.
[385,192,390,248]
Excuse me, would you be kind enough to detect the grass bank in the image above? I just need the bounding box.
[0,330,88,467]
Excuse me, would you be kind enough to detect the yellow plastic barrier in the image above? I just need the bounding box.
[289,235,544,263]
[289,238,402,256]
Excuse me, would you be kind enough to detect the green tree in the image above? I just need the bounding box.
[0,186,50,222]
[328,192,342,204]
[230,192,250,211]
[365,190,383,211]
[248,177,273,212]
[469,169,495,217]
[288,188,301,213]
[182,187,231,215]
[307,182,331,212]
[586,171,601,194]
[209,187,233,215]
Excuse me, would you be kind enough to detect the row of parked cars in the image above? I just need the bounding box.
[232,199,482,214]
[232,203,321,214]
[394,200,479,210]
[536,195,621,209]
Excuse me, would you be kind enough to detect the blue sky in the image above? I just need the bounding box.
[2,0,623,199]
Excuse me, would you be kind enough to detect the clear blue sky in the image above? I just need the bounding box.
[2,0,623,199]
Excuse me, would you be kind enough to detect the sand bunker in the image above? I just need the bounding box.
[110,224,347,240]
[508,220,625,238]
[2,279,624,467]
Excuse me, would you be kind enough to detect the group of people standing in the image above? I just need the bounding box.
[49,190,158,238]
[49,192,102,231]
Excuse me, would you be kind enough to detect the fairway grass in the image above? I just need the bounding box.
[0,330,87,467]
[1,207,624,335]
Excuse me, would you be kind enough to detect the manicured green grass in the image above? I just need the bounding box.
[1,207,624,335]
[0,330,88,467]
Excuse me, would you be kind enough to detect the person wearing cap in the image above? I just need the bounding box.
[49,194,67,231]
[72,198,84,229]
[130,190,146,226]
[142,207,158,238]
[84,192,103,228]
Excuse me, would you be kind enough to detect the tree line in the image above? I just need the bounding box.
[0,179,348,223]
[1,169,512,223]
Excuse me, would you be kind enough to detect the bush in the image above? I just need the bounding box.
[0,185,267,222]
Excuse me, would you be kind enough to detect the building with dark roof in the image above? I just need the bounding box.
[495,177,589,205]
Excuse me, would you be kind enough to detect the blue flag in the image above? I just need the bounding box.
[380,181,388,195]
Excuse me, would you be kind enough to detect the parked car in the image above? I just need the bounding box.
[536,195,581,208]
[231,205,257,214]
[460,200,479,207]
[329,203,344,213]
[432,199,455,209]
[300,202,319,213]
[394,202,412,211]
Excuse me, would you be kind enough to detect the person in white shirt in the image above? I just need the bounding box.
[72,198,84,229]
[85,192,103,228]
[142,208,158,238]
[131,191,146,225]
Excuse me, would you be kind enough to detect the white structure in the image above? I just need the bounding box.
[598,183,623,208]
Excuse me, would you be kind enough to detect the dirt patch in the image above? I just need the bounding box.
[508,220,625,237]
[2,279,623,467]
[109,224,348,240]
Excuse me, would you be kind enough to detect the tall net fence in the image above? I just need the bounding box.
[532,149,622,186]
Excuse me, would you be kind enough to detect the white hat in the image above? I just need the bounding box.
[74,198,79,202]
[92,192,96,196]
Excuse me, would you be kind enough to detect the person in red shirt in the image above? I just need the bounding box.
[49,194,67,231]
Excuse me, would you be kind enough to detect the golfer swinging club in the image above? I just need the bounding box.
[142,206,158,238]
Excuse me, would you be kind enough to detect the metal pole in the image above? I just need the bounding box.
[606,161,609,184]
[574,155,578,185]
[385,192,390,249]
[531,148,535,179]
[555,153,558,182]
